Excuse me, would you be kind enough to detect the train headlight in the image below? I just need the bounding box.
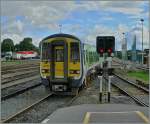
[70,70,80,74]
[41,69,49,73]
[76,70,80,74]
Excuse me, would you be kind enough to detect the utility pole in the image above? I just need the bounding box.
[140,19,144,65]
[122,32,127,69]
[59,24,62,33]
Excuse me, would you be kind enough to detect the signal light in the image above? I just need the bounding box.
[107,48,112,57]
[108,48,112,53]
[99,48,104,53]
[99,48,104,57]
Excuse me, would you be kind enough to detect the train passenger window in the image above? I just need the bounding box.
[70,42,80,62]
[42,43,48,60]
[55,49,64,62]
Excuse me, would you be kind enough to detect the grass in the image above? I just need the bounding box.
[127,71,149,83]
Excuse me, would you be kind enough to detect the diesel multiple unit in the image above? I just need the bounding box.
[40,33,99,95]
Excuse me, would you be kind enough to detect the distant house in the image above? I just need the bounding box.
[12,51,38,59]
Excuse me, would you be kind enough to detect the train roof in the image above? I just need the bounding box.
[42,33,81,41]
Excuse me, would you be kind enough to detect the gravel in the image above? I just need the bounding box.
[1,84,48,120]
[2,76,143,123]
[1,78,41,97]
[71,77,138,106]
[9,95,72,123]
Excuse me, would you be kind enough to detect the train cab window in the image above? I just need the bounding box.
[55,49,64,62]
[42,43,48,60]
[70,42,80,62]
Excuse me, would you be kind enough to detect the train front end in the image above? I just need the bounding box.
[40,34,83,94]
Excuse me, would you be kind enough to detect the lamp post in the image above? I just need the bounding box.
[59,24,62,33]
[140,18,144,65]
[122,32,125,68]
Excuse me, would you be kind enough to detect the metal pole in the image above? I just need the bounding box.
[59,24,62,33]
[122,32,125,68]
[141,19,144,65]
[108,76,113,102]
[108,76,111,102]
[98,76,103,102]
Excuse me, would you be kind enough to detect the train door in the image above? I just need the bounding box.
[54,46,64,78]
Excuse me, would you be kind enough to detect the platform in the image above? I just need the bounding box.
[42,104,149,124]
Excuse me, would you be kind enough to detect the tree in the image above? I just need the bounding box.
[1,38,15,52]
[14,44,20,51]
[19,37,40,54]
[19,37,33,51]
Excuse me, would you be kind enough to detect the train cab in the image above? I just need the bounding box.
[40,34,83,94]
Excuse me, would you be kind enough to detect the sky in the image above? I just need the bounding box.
[1,0,149,50]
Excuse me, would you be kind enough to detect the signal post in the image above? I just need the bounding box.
[96,36,115,103]
[97,47,104,102]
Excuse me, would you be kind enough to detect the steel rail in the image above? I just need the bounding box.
[113,73,149,93]
[2,83,42,100]
[1,66,39,75]
[2,63,39,71]
[2,71,39,84]
[104,76,149,107]
[112,60,149,71]
[1,93,53,123]
[112,83,149,107]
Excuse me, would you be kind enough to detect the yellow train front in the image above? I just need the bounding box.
[40,33,84,95]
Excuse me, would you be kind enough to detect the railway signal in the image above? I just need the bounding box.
[99,48,104,57]
[96,36,115,56]
[96,36,115,103]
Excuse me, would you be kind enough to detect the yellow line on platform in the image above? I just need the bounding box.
[136,111,149,123]
[83,112,91,124]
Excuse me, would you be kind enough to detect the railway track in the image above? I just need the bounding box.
[112,59,149,71]
[114,73,149,92]
[2,75,40,89]
[1,93,53,123]
[1,66,39,75]
[1,64,40,89]
[2,63,39,71]
[2,83,42,100]
[2,70,39,84]
[1,88,84,123]
[110,74,149,107]
[136,66,149,71]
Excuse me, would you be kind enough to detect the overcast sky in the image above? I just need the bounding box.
[1,0,149,50]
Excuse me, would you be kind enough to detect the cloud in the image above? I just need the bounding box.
[1,1,148,50]
[1,19,24,35]
[1,34,23,44]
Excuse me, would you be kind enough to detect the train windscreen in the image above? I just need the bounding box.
[41,43,49,60]
[70,42,80,62]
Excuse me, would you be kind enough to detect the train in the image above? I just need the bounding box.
[40,33,99,95]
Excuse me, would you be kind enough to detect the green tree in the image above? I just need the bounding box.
[14,44,20,51]
[1,38,15,52]
[19,37,33,51]
[19,37,40,54]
